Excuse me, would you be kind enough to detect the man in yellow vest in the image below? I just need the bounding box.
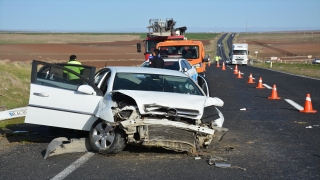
[63,55,84,84]
[215,55,220,65]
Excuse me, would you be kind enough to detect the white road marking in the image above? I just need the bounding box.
[263,84,272,89]
[285,99,304,110]
[51,152,95,180]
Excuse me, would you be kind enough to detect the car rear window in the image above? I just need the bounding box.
[164,61,180,70]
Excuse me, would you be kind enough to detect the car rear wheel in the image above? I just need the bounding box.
[89,120,126,154]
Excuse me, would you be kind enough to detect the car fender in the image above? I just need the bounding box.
[205,97,224,107]
[94,93,115,122]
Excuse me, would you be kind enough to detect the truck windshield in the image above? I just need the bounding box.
[146,40,158,53]
[159,45,199,59]
[233,50,247,55]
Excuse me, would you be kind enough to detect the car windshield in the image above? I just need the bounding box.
[159,45,199,59]
[233,50,247,55]
[113,73,202,95]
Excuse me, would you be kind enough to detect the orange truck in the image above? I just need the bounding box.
[156,40,210,77]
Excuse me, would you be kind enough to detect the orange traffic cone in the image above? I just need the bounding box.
[247,73,255,84]
[208,62,211,66]
[300,94,317,113]
[216,62,220,68]
[233,65,238,74]
[222,62,226,70]
[236,70,243,78]
[268,84,281,99]
[256,77,265,89]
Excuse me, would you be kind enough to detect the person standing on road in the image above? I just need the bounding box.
[215,55,220,65]
[63,55,84,84]
[149,49,164,68]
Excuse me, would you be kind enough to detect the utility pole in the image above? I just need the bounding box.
[246,20,247,34]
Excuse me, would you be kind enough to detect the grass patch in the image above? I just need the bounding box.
[185,33,219,40]
[237,32,320,42]
[252,62,320,78]
[0,117,25,129]
[0,61,31,109]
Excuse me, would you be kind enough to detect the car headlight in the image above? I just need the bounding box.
[193,63,201,68]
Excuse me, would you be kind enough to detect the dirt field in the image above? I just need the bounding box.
[0,34,211,69]
[235,32,320,61]
[1,33,319,68]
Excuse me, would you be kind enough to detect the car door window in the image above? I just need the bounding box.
[180,60,187,70]
[181,60,191,70]
[95,69,111,94]
[32,60,103,96]
[182,60,192,70]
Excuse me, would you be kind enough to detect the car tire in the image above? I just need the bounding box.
[89,120,126,154]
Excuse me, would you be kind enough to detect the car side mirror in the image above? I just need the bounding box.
[137,43,141,53]
[77,85,96,95]
[182,68,188,72]
[203,54,209,62]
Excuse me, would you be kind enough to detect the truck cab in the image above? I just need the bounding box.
[156,40,209,77]
[229,43,249,65]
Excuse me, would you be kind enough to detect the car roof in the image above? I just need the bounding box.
[104,66,187,77]
[144,58,186,62]
[163,58,185,62]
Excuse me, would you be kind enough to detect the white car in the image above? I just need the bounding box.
[312,59,320,64]
[25,60,226,155]
[141,58,198,83]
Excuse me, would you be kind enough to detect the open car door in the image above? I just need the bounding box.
[25,60,103,131]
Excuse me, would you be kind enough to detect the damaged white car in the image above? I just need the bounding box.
[25,60,227,156]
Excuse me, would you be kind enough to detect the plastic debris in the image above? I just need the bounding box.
[13,131,28,134]
[194,157,201,160]
[208,156,228,165]
[214,163,231,167]
[214,163,246,171]
[44,137,93,159]
[240,108,246,111]
[295,121,307,124]
[226,147,234,151]
[306,126,313,128]
[207,155,247,170]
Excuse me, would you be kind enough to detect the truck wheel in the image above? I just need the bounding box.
[89,120,126,154]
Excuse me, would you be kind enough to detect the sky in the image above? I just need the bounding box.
[0,0,319,32]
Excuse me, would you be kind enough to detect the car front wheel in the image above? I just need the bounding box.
[89,120,126,154]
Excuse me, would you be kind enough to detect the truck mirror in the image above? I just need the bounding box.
[203,54,209,62]
[137,43,141,53]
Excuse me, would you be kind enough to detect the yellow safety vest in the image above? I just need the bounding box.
[64,60,84,80]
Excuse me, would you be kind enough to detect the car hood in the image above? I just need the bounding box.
[112,90,209,119]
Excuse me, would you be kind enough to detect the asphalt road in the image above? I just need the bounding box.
[1,64,320,180]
